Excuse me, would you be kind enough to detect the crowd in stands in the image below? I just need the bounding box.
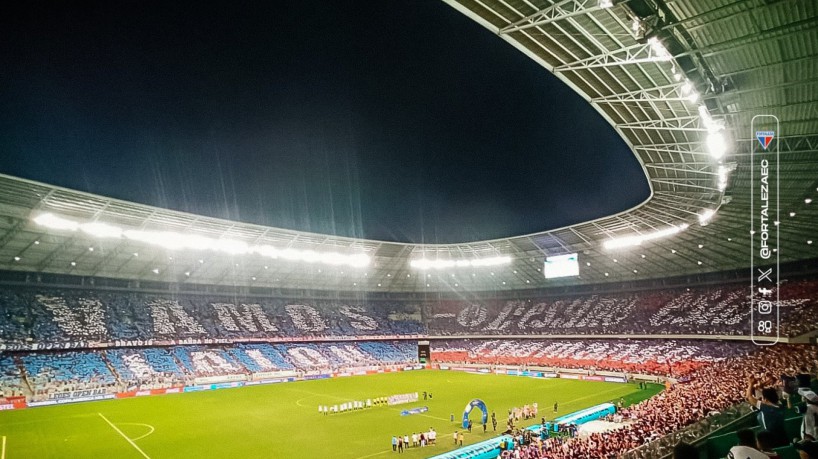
[0,354,25,398]
[0,289,424,349]
[431,339,756,376]
[1,279,816,350]
[0,341,416,400]
[426,278,818,337]
[504,344,818,459]
[23,350,118,400]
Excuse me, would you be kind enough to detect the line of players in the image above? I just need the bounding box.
[319,396,391,415]
[392,429,438,452]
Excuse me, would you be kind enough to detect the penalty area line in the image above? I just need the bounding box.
[98,413,151,459]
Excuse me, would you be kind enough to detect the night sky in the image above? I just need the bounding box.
[0,1,649,244]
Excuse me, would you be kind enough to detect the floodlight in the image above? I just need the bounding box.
[647,37,672,61]
[698,209,715,225]
[33,213,79,231]
[706,131,727,159]
[81,222,123,239]
[410,256,511,270]
[603,224,687,250]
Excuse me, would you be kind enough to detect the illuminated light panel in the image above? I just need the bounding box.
[707,131,727,159]
[647,37,672,61]
[32,212,370,268]
[410,256,511,270]
[717,165,729,191]
[603,224,689,250]
[699,209,716,225]
[33,213,79,231]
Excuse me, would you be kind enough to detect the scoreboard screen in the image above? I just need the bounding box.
[418,340,430,363]
[544,253,580,279]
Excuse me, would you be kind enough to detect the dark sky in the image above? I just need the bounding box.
[0,1,649,244]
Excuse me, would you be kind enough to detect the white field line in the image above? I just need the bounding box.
[97,413,151,459]
[119,423,156,442]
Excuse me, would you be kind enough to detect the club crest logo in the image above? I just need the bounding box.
[756,131,774,150]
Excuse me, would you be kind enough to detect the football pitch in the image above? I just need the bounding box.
[0,371,662,458]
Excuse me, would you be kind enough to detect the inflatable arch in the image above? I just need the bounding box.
[462,399,488,429]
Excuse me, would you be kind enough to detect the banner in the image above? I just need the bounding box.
[34,393,114,405]
[387,392,419,406]
[48,388,109,401]
[252,370,297,380]
[400,406,429,416]
[0,396,27,410]
[193,374,247,385]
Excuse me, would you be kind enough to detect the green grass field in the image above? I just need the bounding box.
[0,371,661,458]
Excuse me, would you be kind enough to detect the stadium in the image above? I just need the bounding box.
[1,1,817,459]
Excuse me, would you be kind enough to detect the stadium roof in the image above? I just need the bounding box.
[0,0,816,293]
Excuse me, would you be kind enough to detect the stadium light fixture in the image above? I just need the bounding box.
[706,131,727,159]
[598,0,613,8]
[602,224,688,250]
[698,209,716,225]
[806,198,813,204]
[409,255,511,270]
[82,222,123,239]
[33,213,79,231]
[717,165,729,191]
[13,256,20,261]
[790,212,796,217]
[32,212,370,268]
[687,91,699,103]
[647,37,672,61]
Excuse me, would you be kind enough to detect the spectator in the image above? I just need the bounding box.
[795,441,818,459]
[798,390,818,441]
[672,442,698,459]
[756,430,781,459]
[727,429,769,459]
[747,377,787,446]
